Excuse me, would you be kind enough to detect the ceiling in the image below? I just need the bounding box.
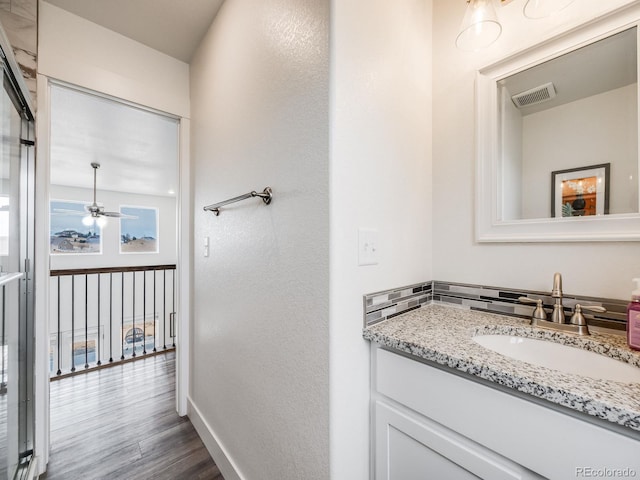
[49,84,179,198]
[501,27,637,116]
[44,0,224,62]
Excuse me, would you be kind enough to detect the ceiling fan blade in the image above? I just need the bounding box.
[101,211,122,217]
[52,208,88,216]
[102,211,138,219]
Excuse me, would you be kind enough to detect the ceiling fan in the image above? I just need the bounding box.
[84,162,127,221]
[52,162,136,227]
[81,162,138,226]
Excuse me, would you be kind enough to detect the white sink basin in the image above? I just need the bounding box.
[473,335,640,383]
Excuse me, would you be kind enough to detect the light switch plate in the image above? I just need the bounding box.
[358,228,379,266]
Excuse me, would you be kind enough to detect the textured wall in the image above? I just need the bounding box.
[433,0,640,299]
[189,0,330,478]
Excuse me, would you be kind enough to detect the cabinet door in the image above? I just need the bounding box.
[374,400,544,480]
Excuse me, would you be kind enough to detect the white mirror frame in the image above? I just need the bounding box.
[476,4,640,242]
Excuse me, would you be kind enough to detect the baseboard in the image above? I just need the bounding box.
[188,396,244,480]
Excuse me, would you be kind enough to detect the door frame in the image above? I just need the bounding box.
[176,117,191,416]
[34,77,191,475]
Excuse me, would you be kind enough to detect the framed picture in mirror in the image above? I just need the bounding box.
[551,163,610,218]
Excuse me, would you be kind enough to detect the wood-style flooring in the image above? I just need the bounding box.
[41,351,224,480]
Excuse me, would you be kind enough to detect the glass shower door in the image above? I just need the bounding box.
[0,65,35,480]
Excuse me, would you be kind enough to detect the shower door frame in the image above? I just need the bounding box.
[0,21,36,480]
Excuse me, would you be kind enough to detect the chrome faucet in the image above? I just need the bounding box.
[518,272,607,336]
[551,272,565,324]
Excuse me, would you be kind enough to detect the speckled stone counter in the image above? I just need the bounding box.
[363,304,640,432]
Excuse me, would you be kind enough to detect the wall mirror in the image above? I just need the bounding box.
[476,5,640,242]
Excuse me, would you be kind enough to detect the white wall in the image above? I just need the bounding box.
[189,0,330,479]
[330,0,433,478]
[522,84,638,218]
[433,0,640,299]
[37,1,189,117]
[49,185,176,270]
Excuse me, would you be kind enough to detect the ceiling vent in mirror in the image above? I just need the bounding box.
[511,82,556,108]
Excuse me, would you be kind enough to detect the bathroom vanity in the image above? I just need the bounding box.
[362,3,640,477]
[364,305,640,480]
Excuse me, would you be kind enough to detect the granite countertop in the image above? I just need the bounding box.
[363,303,640,432]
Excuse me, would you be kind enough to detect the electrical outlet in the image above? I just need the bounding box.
[358,228,379,266]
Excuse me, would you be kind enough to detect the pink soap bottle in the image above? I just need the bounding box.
[627,278,640,351]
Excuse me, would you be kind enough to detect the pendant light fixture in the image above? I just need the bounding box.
[456,0,502,51]
[523,0,575,19]
[456,0,577,51]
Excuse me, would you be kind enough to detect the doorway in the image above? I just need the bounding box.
[47,83,180,381]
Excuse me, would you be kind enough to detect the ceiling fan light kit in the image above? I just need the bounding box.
[82,215,95,227]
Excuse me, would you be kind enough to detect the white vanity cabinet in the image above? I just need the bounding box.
[371,345,640,480]
[373,399,543,480]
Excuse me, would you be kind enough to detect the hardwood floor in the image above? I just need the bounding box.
[41,351,224,480]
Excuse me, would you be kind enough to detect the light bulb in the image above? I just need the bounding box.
[82,215,94,227]
[96,216,107,228]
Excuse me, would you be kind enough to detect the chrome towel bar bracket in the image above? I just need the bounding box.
[203,187,273,216]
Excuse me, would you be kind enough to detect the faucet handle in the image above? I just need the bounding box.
[578,304,606,314]
[570,303,606,324]
[518,296,548,321]
[570,304,606,335]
